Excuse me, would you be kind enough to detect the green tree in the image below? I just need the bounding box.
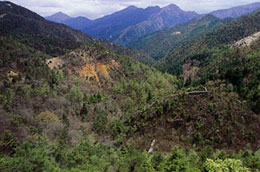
[204,158,250,172]
[68,86,83,104]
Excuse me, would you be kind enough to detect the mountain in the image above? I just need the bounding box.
[82,5,161,43]
[83,4,199,45]
[0,1,151,64]
[1,1,260,171]
[0,0,177,152]
[64,16,93,30]
[114,4,199,45]
[209,2,260,19]
[46,12,93,31]
[129,15,229,60]
[155,8,260,74]
[45,2,260,46]
[45,11,72,23]
[0,1,92,56]
[154,8,260,113]
[94,38,155,65]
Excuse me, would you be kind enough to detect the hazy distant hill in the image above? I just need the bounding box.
[45,2,260,46]
[46,12,93,31]
[83,6,162,43]
[64,16,93,30]
[82,4,199,45]
[209,2,260,19]
[45,12,72,23]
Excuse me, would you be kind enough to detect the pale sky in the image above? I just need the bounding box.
[2,0,260,19]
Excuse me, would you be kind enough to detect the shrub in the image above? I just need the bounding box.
[38,111,61,124]
[204,158,250,172]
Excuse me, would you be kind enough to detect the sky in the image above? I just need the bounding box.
[2,0,260,19]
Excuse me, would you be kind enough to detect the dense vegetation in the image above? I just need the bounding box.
[1,136,260,171]
[0,1,260,171]
[150,8,260,115]
[191,39,260,113]
[155,8,260,75]
[129,15,229,60]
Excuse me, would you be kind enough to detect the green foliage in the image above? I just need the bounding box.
[204,158,250,172]
[0,140,60,172]
[155,9,260,77]
[1,4,260,172]
[0,88,15,111]
[67,86,83,104]
[130,15,225,60]
[1,137,259,172]
[93,111,108,133]
[160,147,200,172]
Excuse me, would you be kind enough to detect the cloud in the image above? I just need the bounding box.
[2,0,259,19]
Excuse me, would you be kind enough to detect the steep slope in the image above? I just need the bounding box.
[94,38,155,65]
[0,1,93,56]
[210,2,260,19]
[193,36,260,113]
[0,1,152,65]
[126,81,260,152]
[83,5,161,42]
[154,9,260,114]
[83,4,198,46]
[64,16,93,30]
[1,2,260,171]
[0,0,178,155]
[129,15,228,60]
[114,4,199,45]
[155,8,260,75]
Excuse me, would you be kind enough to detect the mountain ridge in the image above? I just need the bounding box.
[45,2,260,46]
[45,11,72,23]
[1,1,260,171]
[209,2,260,19]
[128,15,228,60]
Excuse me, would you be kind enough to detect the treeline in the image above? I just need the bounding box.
[0,137,259,171]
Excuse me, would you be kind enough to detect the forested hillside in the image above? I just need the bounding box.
[129,15,229,60]
[155,8,260,75]
[154,8,260,115]
[0,1,260,171]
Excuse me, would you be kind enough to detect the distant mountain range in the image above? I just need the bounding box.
[209,2,260,19]
[128,15,230,60]
[46,12,93,30]
[46,4,199,45]
[46,2,260,46]
[84,4,199,46]
[45,12,72,23]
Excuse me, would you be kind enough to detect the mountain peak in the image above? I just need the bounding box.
[164,4,181,10]
[46,12,72,23]
[56,11,67,15]
[126,5,138,9]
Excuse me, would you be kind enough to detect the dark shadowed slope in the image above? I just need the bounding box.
[0,1,93,56]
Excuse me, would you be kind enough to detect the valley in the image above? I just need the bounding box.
[0,1,260,171]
